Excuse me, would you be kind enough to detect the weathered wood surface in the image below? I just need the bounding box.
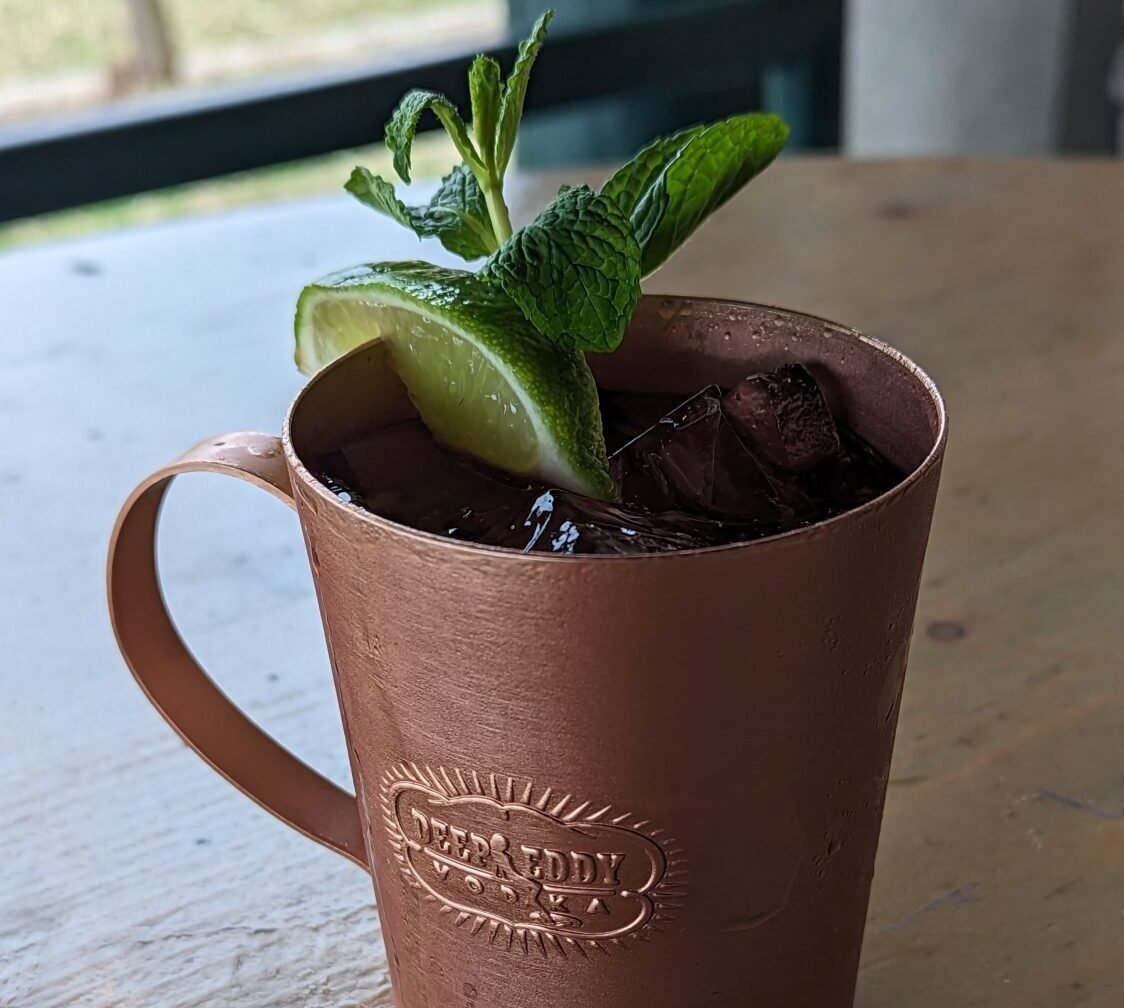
[1,159,1121,1006]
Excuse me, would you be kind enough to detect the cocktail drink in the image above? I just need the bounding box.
[108,11,946,1008]
[310,367,903,554]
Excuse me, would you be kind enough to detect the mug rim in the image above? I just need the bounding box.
[281,294,948,562]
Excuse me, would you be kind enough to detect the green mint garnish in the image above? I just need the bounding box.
[482,185,641,353]
[603,114,791,274]
[346,163,498,260]
[303,8,791,499]
[345,7,788,350]
[385,89,482,186]
[355,9,554,252]
[492,9,553,181]
[468,54,503,165]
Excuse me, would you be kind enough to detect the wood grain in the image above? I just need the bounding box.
[1,159,1121,1006]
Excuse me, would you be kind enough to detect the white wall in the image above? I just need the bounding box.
[845,0,1071,155]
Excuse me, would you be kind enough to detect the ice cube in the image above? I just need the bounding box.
[598,389,685,452]
[449,488,739,554]
[314,452,369,508]
[722,363,842,472]
[313,419,528,534]
[816,428,905,514]
[610,387,794,525]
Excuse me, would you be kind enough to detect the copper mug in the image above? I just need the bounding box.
[108,295,946,1008]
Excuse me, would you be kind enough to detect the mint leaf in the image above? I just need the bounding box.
[346,164,498,260]
[469,55,503,169]
[494,9,554,176]
[600,123,704,215]
[603,112,789,275]
[422,163,500,258]
[482,184,641,353]
[345,167,416,228]
[385,89,481,183]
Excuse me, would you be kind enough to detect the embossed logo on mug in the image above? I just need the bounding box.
[380,764,685,956]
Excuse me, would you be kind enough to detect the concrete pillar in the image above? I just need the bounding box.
[845,0,1070,155]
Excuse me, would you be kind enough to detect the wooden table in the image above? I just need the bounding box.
[2,159,1121,1007]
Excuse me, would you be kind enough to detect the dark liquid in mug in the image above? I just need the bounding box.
[311,365,903,555]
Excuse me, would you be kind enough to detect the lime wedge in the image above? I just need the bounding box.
[294,261,615,499]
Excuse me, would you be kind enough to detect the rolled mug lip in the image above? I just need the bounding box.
[282,294,948,562]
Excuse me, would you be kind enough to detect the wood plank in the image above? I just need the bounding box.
[1,158,1121,1006]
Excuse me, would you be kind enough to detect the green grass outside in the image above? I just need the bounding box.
[0,0,491,248]
[0,0,479,77]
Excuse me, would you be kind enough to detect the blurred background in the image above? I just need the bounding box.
[0,0,1120,249]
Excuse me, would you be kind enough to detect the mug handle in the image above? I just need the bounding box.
[107,432,369,870]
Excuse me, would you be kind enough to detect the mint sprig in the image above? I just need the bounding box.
[351,9,554,254]
[346,8,788,352]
